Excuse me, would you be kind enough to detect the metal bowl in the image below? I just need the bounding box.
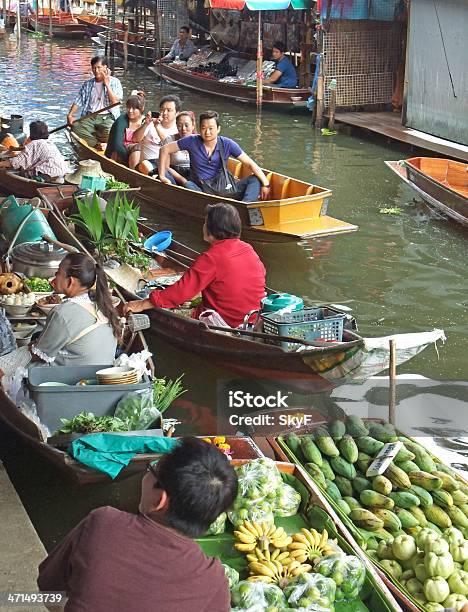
[4,303,33,317]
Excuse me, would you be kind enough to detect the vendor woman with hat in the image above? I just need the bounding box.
[124,203,266,328]
[30,253,121,366]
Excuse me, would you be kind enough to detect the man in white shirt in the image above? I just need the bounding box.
[159,26,196,63]
[67,56,123,149]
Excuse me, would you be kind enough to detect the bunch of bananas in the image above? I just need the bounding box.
[234,521,292,552]
[246,546,292,566]
[247,557,312,587]
[288,528,336,563]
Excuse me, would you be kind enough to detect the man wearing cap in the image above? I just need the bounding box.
[67,56,123,149]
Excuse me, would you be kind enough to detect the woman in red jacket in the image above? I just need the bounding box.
[124,203,266,328]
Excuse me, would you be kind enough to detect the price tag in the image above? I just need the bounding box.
[366,441,403,478]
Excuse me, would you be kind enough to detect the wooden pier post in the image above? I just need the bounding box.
[123,24,128,72]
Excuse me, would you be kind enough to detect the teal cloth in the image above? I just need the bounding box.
[70,434,180,479]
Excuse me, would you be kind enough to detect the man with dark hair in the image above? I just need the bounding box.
[124,202,266,327]
[264,41,298,88]
[67,56,123,148]
[159,110,270,203]
[37,437,237,612]
[160,25,196,63]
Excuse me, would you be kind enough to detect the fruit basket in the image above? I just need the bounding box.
[196,459,400,611]
[268,417,468,611]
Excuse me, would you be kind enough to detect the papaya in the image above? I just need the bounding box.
[367,422,398,443]
[334,476,354,498]
[304,463,327,489]
[349,508,384,531]
[408,485,433,509]
[432,463,458,478]
[353,476,372,496]
[395,507,420,529]
[360,489,394,510]
[408,471,443,491]
[356,453,373,474]
[330,456,357,480]
[423,505,452,529]
[397,460,420,474]
[345,415,369,438]
[433,471,460,492]
[301,437,323,466]
[389,491,420,509]
[446,505,468,529]
[431,490,454,509]
[385,463,412,490]
[356,436,385,456]
[425,522,443,536]
[373,509,402,532]
[408,505,428,527]
[394,447,416,463]
[325,479,342,503]
[284,433,307,462]
[413,451,437,473]
[338,434,359,464]
[373,475,393,495]
[460,504,468,518]
[344,496,362,511]
[320,458,335,481]
[313,428,340,457]
[336,499,352,515]
[328,419,346,441]
[366,537,379,551]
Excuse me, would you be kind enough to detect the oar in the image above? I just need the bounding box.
[49,102,120,135]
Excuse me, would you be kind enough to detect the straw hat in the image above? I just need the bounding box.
[65,159,113,185]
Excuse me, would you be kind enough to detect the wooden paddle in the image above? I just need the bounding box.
[49,102,120,135]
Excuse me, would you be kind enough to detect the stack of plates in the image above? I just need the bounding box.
[96,366,139,385]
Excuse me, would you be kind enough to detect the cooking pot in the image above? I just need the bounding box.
[10,241,67,279]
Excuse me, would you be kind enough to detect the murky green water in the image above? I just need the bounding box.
[1,35,467,550]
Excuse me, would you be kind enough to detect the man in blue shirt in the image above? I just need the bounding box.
[159,111,271,203]
[160,26,196,63]
[264,41,298,89]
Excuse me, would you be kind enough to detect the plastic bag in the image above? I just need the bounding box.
[114,388,160,430]
[235,458,282,501]
[274,482,302,517]
[114,349,152,379]
[198,309,230,328]
[222,563,239,589]
[228,499,275,528]
[315,554,366,601]
[231,580,286,610]
[283,573,336,610]
[206,512,226,535]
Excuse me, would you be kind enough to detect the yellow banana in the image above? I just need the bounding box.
[248,561,276,578]
[319,529,329,548]
[234,542,256,552]
[289,542,308,551]
[292,533,310,546]
[234,531,256,544]
[248,575,273,584]
[243,521,259,537]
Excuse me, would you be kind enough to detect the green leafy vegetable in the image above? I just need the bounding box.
[106,179,130,190]
[152,375,185,414]
[24,277,53,292]
[379,207,403,215]
[56,412,127,435]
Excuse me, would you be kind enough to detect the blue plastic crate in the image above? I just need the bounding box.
[80,175,107,191]
[261,307,345,351]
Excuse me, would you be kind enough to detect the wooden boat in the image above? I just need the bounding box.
[95,30,162,66]
[76,14,113,35]
[150,64,310,109]
[27,14,88,38]
[68,130,358,242]
[385,157,468,227]
[0,169,61,198]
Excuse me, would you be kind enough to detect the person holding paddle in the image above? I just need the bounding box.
[67,56,123,149]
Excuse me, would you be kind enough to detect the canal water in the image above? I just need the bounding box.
[1,35,467,551]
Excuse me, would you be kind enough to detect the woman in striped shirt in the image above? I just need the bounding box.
[0,120,70,182]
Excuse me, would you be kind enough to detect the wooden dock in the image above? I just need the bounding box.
[334,111,468,163]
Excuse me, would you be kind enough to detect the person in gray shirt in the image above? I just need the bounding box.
[159,26,196,63]
[31,253,121,367]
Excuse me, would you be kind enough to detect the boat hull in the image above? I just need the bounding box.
[28,16,88,38]
[69,131,357,242]
[0,169,58,198]
[150,65,309,109]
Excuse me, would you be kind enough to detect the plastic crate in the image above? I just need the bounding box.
[80,175,107,191]
[261,307,344,350]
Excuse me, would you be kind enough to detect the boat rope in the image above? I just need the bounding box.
[432,0,457,98]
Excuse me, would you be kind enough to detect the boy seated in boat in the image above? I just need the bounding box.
[37,437,237,612]
[263,41,298,89]
[124,202,266,329]
[0,120,70,183]
[159,110,270,203]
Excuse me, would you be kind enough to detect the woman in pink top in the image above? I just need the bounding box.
[105,93,145,169]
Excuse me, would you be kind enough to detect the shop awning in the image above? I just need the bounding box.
[209,0,312,10]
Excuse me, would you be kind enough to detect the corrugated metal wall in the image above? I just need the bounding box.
[405,0,468,145]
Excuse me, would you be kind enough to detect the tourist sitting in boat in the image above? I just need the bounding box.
[67,56,123,149]
[29,253,120,366]
[159,110,271,202]
[158,26,196,63]
[124,202,266,328]
[38,437,237,612]
[132,95,180,176]
[161,111,196,185]
[104,92,145,169]
[263,41,298,89]
[0,120,70,183]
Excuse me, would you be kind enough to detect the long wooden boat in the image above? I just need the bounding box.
[150,64,310,109]
[0,169,61,198]
[76,14,114,35]
[39,185,440,394]
[385,157,468,228]
[69,130,358,242]
[95,30,163,66]
[27,14,88,38]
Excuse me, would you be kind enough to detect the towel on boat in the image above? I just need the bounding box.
[70,433,179,479]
